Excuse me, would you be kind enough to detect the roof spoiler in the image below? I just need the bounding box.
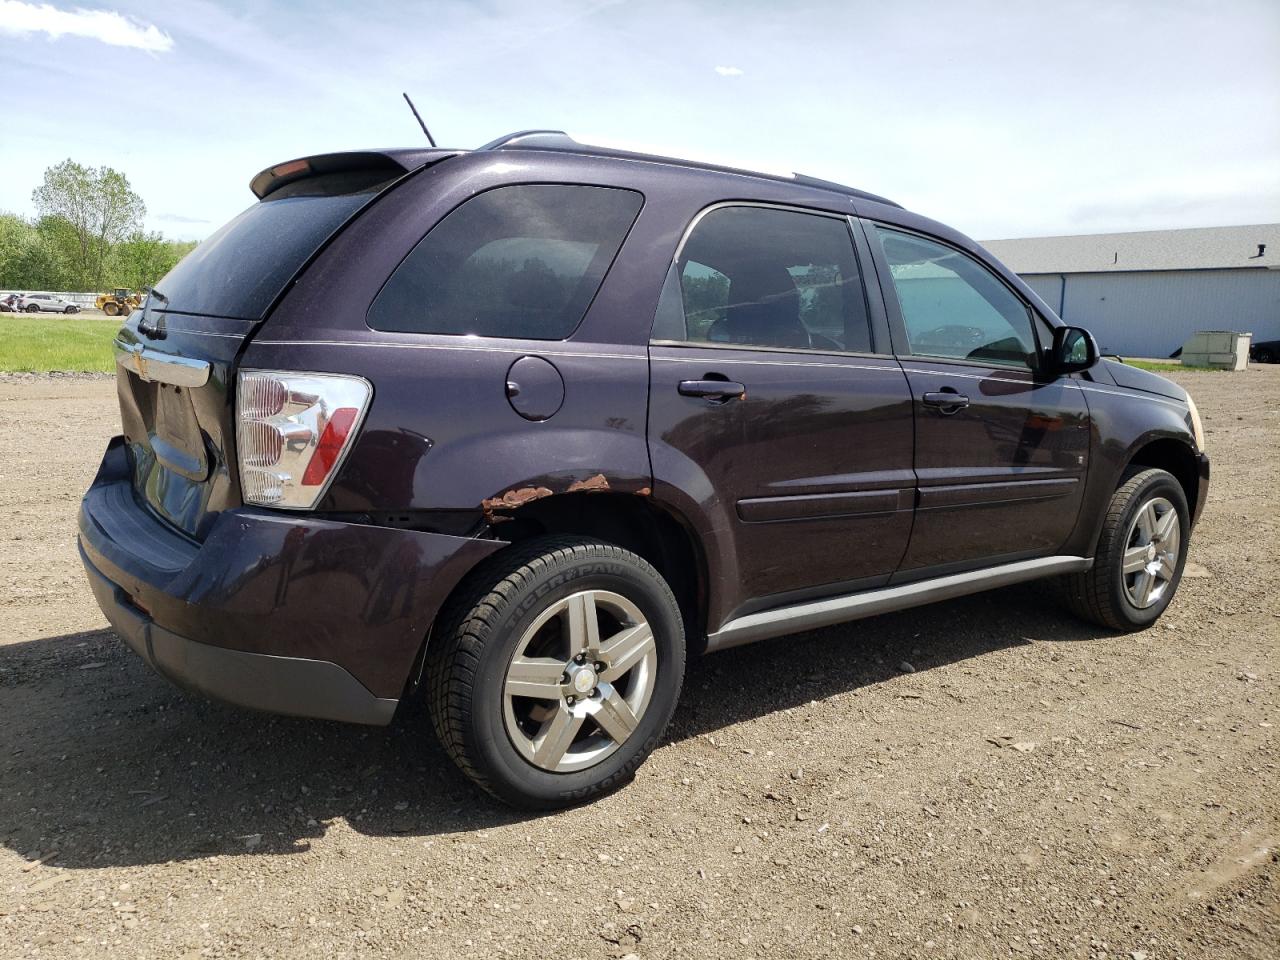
[249,148,456,200]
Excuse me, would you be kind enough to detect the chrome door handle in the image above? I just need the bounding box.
[678,379,746,401]
[922,390,969,413]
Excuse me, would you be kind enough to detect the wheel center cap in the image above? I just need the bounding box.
[1146,543,1158,562]
[569,665,596,695]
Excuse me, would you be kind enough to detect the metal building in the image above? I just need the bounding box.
[981,224,1280,357]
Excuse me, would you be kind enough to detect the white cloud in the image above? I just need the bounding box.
[0,0,173,51]
[714,65,743,77]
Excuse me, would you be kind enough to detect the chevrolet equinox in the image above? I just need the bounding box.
[80,132,1210,808]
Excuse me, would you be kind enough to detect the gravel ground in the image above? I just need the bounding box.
[1,367,1276,960]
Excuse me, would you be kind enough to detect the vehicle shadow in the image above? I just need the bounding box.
[0,583,1111,870]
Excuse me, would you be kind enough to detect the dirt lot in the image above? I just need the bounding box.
[1,368,1276,960]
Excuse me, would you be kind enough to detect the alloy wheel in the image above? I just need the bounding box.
[1122,496,1180,608]
[502,589,657,773]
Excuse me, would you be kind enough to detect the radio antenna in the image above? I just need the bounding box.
[401,92,437,147]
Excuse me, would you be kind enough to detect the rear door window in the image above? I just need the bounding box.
[368,184,643,340]
[652,205,873,353]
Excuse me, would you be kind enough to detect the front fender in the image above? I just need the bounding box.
[1064,380,1201,557]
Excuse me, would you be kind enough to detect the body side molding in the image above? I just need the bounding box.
[705,555,1093,652]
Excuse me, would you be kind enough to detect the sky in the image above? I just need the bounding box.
[1,0,1278,242]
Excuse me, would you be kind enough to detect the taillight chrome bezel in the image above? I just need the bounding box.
[235,369,373,510]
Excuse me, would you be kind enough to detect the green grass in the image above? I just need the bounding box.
[0,315,119,373]
[1119,359,1224,373]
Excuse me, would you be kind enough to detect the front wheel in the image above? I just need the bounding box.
[65,305,78,314]
[25,304,39,313]
[424,537,685,809]
[1059,468,1191,630]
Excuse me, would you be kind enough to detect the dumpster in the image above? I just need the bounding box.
[1180,330,1252,370]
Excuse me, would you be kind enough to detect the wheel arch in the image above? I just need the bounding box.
[492,491,710,654]
[1123,435,1200,519]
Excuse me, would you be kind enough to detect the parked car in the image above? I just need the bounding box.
[19,293,80,314]
[80,133,1210,809]
[1250,339,1279,364]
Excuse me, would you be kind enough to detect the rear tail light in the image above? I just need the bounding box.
[236,370,371,509]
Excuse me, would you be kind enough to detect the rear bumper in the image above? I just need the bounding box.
[81,546,399,724]
[78,437,503,724]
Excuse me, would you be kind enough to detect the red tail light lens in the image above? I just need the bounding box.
[301,407,359,485]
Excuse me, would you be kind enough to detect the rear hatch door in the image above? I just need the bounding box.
[113,151,454,540]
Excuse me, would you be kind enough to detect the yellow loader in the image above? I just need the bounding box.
[96,288,143,317]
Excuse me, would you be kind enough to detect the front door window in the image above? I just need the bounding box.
[874,227,1037,367]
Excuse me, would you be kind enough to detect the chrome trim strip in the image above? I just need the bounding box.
[705,555,1092,652]
[653,353,895,374]
[670,199,857,267]
[898,366,1069,389]
[650,338,892,364]
[248,339,645,362]
[159,328,247,339]
[113,339,211,388]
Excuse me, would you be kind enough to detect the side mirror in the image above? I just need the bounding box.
[1049,325,1098,374]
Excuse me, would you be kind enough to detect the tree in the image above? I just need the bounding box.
[0,213,70,290]
[110,230,196,291]
[31,160,144,290]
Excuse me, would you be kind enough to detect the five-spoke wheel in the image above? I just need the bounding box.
[503,589,658,772]
[1121,496,1180,609]
[425,537,684,809]
[1060,467,1190,630]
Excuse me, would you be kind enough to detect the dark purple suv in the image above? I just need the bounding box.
[80,132,1210,808]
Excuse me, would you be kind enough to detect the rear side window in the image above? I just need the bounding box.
[151,171,394,319]
[368,184,643,340]
[652,205,872,353]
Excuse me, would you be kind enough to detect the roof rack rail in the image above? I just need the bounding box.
[477,130,574,151]
[475,130,901,208]
[790,172,897,206]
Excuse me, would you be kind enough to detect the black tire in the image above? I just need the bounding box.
[1059,468,1191,631]
[1255,349,1274,364]
[64,305,78,314]
[424,536,685,809]
[102,302,120,317]
[25,304,39,313]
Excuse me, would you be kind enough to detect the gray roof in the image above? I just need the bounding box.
[980,223,1280,275]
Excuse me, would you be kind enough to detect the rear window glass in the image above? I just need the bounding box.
[150,171,391,319]
[367,184,643,340]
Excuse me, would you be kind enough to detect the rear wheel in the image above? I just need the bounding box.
[1059,468,1190,630]
[424,537,685,809]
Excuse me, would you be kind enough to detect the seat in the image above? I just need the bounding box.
[708,266,810,349]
